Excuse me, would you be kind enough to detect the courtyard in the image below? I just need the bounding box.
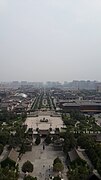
[18,139,68,180]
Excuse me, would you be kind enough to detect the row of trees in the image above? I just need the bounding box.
[31,97,40,111]
[38,93,44,109]
[51,97,56,110]
[46,93,52,110]
[31,92,44,111]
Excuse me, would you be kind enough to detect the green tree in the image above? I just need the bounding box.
[53,157,62,165]
[45,135,51,144]
[0,167,18,180]
[35,135,41,145]
[0,144,3,155]
[63,131,76,154]
[53,162,64,172]
[23,175,37,180]
[22,161,33,173]
[68,165,90,180]
[53,176,61,180]
[0,131,10,145]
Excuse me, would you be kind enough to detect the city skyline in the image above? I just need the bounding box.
[0,79,100,83]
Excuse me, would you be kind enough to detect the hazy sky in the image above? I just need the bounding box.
[0,0,101,82]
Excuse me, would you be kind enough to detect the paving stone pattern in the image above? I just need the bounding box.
[18,139,68,180]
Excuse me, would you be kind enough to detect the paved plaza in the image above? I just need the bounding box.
[25,115,64,131]
[18,139,68,180]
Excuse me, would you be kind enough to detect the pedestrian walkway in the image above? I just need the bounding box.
[18,140,68,180]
